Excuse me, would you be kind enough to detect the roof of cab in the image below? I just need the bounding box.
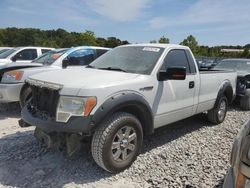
[119,43,189,49]
[66,46,111,54]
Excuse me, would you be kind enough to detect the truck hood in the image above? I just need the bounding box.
[0,62,43,77]
[0,62,42,70]
[28,68,140,89]
[237,71,250,77]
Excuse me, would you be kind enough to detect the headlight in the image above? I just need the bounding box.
[56,96,96,122]
[2,70,24,83]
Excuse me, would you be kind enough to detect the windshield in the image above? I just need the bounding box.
[32,49,68,65]
[215,60,250,72]
[0,49,11,54]
[90,46,164,74]
[0,48,17,59]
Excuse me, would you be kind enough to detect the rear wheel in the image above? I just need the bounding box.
[240,89,250,110]
[207,95,228,124]
[91,112,143,173]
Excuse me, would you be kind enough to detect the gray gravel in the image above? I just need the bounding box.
[0,103,249,188]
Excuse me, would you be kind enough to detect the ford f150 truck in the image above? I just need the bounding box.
[0,46,53,66]
[21,44,237,172]
[0,46,110,106]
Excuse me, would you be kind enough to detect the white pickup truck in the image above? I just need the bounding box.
[21,44,237,172]
[0,46,53,66]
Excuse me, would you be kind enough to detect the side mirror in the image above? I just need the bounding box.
[158,67,186,81]
[12,55,17,62]
[62,59,69,69]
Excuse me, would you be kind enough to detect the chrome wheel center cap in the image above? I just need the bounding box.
[121,139,128,147]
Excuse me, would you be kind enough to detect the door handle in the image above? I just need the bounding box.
[189,81,195,89]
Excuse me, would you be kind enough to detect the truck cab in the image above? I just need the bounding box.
[0,46,53,66]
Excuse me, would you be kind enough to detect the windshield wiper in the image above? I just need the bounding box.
[98,67,127,72]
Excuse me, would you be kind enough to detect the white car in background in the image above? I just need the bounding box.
[0,46,110,106]
[0,46,53,66]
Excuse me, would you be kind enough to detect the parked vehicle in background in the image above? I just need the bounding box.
[0,47,13,54]
[223,119,250,188]
[0,46,54,66]
[0,46,110,106]
[214,59,250,110]
[20,44,237,172]
[196,57,222,70]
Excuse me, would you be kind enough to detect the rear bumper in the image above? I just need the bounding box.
[0,83,24,102]
[21,105,94,134]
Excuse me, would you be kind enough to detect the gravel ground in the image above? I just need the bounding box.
[0,103,249,188]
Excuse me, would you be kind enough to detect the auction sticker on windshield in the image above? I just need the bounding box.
[143,47,160,52]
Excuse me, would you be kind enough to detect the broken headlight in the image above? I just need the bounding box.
[56,96,96,123]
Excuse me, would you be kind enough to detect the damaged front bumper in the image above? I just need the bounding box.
[34,127,87,156]
[21,105,95,134]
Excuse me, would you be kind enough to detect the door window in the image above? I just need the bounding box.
[15,49,37,60]
[163,49,191,73]
[96,49,109,58]
[67,49,95,65]
[41,49,52,54]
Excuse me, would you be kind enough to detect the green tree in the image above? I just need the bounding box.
[96,37,107,47]
[80,30,98,46]
[106,37,121,48]
[158,36,170,44]
[121,40,129,45]
[150,40,157,43]
[180,35,199,55]
[241,48,250,58]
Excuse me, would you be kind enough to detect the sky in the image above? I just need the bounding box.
[0,0,250,46]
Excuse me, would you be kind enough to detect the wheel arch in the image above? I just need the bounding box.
[91,92,154,136]
[217,80,234,105]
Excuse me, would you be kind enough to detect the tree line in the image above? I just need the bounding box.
[0,28,129,48]
[0,28,249,58]
[152,35,250,58]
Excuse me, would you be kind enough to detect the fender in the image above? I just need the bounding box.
[216,80,234,105]
[91,92,154,135]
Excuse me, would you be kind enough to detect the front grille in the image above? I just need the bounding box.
[28,84,60,119]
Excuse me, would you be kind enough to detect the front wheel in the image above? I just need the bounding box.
[207,95,228,124]
[91,112,143,173]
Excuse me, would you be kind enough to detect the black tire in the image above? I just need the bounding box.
[207,95,228,125]
[20,86,32,108]
[240,89,250,110]
[91,112,143,173]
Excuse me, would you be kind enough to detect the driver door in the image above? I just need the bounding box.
[154,49,197,128]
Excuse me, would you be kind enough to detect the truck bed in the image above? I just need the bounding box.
[199,69,235,74]
[195,69,237,114]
